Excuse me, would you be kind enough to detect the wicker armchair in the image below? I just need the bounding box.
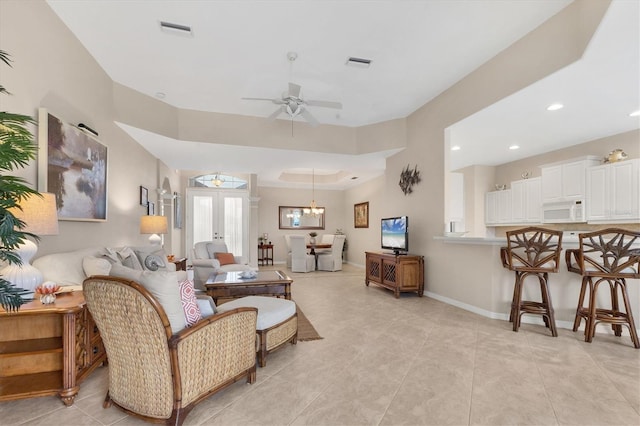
[83,276,258,425]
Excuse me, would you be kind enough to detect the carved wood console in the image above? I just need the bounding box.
[365,252,425,298]
[0,291,106,405]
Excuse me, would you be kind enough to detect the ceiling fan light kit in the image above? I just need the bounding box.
[242,52,342,127]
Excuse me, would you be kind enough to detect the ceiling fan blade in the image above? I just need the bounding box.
[305,99,343,109]
[267,106,284,121]
[300,108,319,127]
[288,82,302,98]
[242,97,285,105]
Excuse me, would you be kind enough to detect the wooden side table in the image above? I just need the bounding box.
[258,244,274,266]
[0,291,107,406]
[170,257,187,271]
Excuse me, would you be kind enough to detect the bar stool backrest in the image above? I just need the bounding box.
[501,227,563,273]
[575,228,640,278]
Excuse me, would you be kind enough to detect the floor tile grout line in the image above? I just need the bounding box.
[525,331,562,426]
[467,320,480,426]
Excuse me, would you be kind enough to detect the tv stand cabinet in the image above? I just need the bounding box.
[365,252,424,298]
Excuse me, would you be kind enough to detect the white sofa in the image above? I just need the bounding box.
[32,246,215,317]
[191,241,252,289]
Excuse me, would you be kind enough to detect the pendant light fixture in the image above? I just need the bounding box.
[303,169,324,216]
[212,172,225,187]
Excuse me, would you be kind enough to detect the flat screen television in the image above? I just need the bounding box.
[381,216,408,255]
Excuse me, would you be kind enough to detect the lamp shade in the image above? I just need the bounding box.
[9,193,59,235]
[2,193,58,290]
[140,215,168,234]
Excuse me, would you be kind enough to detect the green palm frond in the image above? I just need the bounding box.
[0,49,39,311]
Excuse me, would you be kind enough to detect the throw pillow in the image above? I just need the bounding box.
[178,279,202,326]
[134,247,168,272]
[215,252,236,266]
[82,256,112,277]
[109,264,186,334]
[116,247,143,270]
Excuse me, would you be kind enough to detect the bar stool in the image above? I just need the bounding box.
[565,229,640,348]
[500,227,563,336]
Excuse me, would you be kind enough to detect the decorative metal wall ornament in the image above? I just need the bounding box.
[399,164,421,195]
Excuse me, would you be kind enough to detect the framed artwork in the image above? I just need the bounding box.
[38,108,108,221]
[174,192,182,229]
[147,202,155,216]
[354,202,369,228]
[140,186,148,206]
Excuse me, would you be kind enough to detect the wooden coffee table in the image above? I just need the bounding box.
[205,270,293,304]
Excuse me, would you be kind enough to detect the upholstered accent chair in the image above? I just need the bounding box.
[317,235,346,272]
[83,276,258,426]
[191,241,251,289]
[289,235,315,272]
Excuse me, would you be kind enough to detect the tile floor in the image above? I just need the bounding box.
[1,264,639,425]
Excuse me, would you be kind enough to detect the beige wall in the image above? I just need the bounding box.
[384,0,613,319]
[256,186,347,263]
[0,1,179,256]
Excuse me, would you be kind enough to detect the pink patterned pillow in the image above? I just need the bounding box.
[178,279,202,326]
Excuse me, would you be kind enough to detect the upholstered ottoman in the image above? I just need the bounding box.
[217,296,297,367]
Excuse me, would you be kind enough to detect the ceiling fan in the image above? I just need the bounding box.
[242,52,342,127]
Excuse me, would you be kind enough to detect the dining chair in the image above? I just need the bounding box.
[289,235,315,272]
[317,235,346,272]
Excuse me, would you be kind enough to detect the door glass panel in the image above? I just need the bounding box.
[193,196,213,244]
[224,196,243,256]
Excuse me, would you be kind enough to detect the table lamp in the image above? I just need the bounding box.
[0,193,59,290]
[140,215,168,245]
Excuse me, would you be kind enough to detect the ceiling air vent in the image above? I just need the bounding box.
[160,21,193,36]
[346,57,372,68]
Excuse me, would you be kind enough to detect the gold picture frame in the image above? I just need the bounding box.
[354,201,369,228]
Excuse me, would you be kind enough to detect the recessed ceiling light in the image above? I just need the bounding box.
[509,145,520,150]
[630,110,640,117]
[451,145,461,151]
[546,103,564,111]
[155,92,166,99]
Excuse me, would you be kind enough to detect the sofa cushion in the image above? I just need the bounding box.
[134,247,167,271]
[33,247,105,286]
[110,264,186,334]
[215,252,236,266]
[178,279,202,326]
[82,256,112,277]
[134,247,168,271]
[115,247,144,270]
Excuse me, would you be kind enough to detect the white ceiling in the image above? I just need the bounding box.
[46,0,639,189]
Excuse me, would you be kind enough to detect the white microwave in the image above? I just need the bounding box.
[542,200,585,223]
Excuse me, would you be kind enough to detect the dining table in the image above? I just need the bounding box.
[306,243,331,255]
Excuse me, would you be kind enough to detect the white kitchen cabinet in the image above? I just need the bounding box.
[541,157,600,202]
[511,177,541,223]
[587,159,639,223]
[485,189,512,225]
[485,191,498,225]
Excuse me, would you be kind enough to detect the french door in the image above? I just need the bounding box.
[186,188,249,259]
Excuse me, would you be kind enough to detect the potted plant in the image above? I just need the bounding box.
[0,50,41,311]
[308,231,317,245]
